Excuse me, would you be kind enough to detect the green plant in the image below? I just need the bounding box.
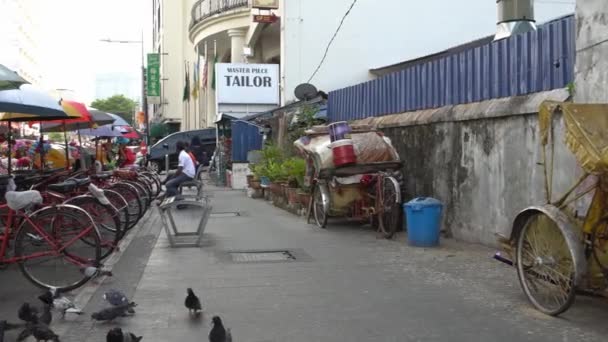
[566,82,576,98]
[251,144,288,181]
[284,157,306,188]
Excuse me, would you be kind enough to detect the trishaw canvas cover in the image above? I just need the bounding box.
[540,101,608,174]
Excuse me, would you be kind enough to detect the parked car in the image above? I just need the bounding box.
[147,128,216,173]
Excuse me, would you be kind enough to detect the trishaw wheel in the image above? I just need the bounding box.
[516,212,576,316]
[378,176,401,239]
[313,184,328,228]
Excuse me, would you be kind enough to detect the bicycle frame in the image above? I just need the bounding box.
[0,204,97,267]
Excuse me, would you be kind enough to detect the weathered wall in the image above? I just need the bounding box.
[356,90,580,246]
[574,0,608,103]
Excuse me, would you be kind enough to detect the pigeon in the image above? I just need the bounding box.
[104,289,136,314]
[18,303,39,323]
[81,266,113,278]
[91,302,137,322]
[106,328,123,342]
[209,316,226,342]
[38,290,83,318]
[184,288,202,314]
[40,304,52,326]
[17,323,60,342]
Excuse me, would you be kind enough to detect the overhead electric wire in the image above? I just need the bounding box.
[307,0,358,83]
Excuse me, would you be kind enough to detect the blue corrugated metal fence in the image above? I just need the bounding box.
[328,15,575,122]
[231,120,263,162]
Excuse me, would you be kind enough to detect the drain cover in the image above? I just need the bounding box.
[230,251,295,263]
[210,212,240,218]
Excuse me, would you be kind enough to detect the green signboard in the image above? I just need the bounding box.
[146,53,160,97]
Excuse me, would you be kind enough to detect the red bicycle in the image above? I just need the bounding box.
[0,189,102,291]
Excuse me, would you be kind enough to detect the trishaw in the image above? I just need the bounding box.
[295,126,403,238]
[498,101,608,315]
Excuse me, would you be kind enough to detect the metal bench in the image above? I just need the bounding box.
[178,166,205,200]
[158,194,211,248]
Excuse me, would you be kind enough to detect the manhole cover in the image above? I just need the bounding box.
[210,212,240,218]
[230,251,296,263]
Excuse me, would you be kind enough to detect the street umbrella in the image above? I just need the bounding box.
[40,108,114,132]
[78,124,124,138]
[108,113,129,126]
[0,64,29,91]
[0,84,69,121]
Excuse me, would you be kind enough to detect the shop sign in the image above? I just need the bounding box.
[215,63,279,105]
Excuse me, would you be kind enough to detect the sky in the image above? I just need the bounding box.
[36,0,153,104]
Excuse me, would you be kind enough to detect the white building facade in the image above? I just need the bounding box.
[152,0,200,132]
[0,0,45,86]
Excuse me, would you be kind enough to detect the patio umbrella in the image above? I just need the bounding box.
[108,113,129,126]
[0,84,69,121]
[0,64,29,91]
[78,124,124,138]
[0,85,70,174]
[122,129,141,140]
[40,108,114,132]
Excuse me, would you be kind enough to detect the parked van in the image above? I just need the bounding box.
[147,128,216,173]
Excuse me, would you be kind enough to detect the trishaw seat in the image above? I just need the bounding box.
[6,190,42,211]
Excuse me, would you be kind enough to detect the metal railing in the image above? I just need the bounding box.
[190,0,249,29]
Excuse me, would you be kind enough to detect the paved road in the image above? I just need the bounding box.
[4,185,608,341]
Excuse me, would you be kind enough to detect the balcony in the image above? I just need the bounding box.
[190,0,250,29]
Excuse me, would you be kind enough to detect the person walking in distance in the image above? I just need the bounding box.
[163,141,195,199]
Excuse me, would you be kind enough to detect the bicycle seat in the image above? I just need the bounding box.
[91,172,113,180]
[72,177,91,186]
[47,177,89,193]
[5,190,42,211]
[48,181,77,193]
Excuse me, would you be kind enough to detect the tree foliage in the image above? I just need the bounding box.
[91,95,137,125]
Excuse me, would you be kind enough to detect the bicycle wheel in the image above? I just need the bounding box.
[64,195,121,260]
[104,189,130,235]
[109,182,142,229]
[15,205,101,292]
[134,179,154,205]
[140,172,161,197]
[125,180,150,212]
[378,176,401,239]
[313,184,328,228]
[516,212,577,316]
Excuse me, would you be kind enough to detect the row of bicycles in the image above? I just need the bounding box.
[0,166,161,292]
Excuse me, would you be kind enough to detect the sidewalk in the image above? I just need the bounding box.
[63,185,608,342]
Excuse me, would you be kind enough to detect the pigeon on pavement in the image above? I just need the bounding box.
[104,289,136,314]
[107,327,143,342]
[81,266,113,278]
[18,303,39,323]
[185,288,202,314]
[209,316,226,342]
[40,304,52,326]
[91,302,137,322]
[106,327,123,342]
[17,322,59,342]
[38,290,83,318]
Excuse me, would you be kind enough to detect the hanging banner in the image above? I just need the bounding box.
[147,53,160,104]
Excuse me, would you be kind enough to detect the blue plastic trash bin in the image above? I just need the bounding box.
[404,197,443,247]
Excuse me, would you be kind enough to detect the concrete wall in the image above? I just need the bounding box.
[574,0,608,103]
[357,90,580,246]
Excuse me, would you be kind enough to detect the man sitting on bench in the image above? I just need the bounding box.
[162,141,195,200]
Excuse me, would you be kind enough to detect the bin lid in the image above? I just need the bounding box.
[405,197,443,208]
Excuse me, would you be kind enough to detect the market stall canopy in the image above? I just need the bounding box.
[108,113,129,126]
[0,64,29,91]
[0,84,69,121]
[40,108,114,132]
[78,124,124,137]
